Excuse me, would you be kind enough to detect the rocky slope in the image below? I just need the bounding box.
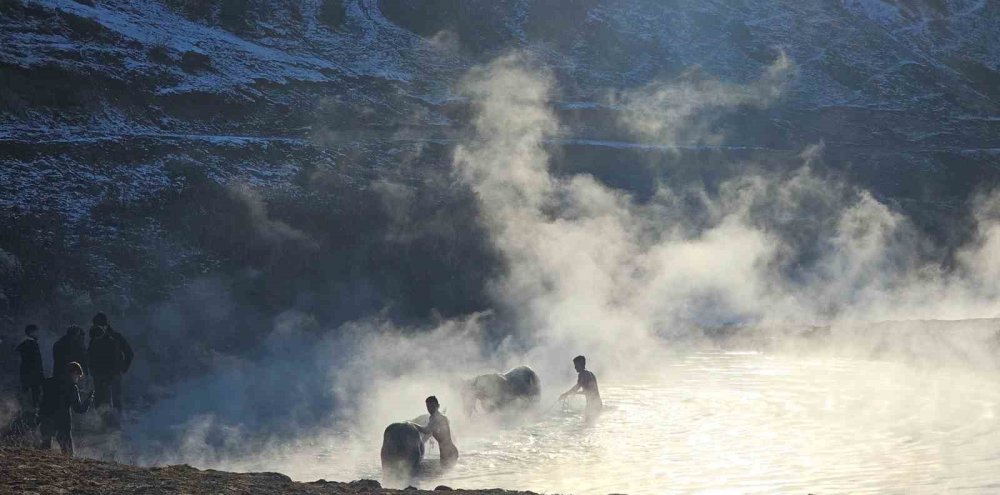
[2,0,998,324]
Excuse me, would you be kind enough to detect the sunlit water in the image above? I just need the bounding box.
[286,351,1000,494]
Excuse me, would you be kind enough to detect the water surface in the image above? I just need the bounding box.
[292,351,1000,494]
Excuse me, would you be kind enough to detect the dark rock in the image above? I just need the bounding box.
[218,0,250,32]
[435,486,454,491]
[318,0,346,30]
[58,10,107,41]
[148,45,173,64]
[180,50,212,73]
[347,479,382,490]
[253,472,292,484]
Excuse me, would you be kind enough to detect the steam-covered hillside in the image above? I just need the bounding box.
[1,0,999,398]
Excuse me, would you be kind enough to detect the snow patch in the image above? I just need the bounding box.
[842,0,902,27]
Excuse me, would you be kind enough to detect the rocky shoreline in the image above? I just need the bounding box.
[0,446,541,495]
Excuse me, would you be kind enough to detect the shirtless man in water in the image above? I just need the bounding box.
[413,396,459,468]
[559,355,603,422]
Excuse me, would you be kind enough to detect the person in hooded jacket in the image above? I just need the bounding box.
[38,361,93,456]
[53,325,88,378]
[15,324,45,408]
[87,313,133,415]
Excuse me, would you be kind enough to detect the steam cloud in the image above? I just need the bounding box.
[228,183,320,253]
[452,52,1000,340]
[307,52,1000,482]
[68,51,1000,476]
[612,52,794,146]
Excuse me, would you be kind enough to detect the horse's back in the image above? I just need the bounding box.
[381,422,424,479]
[502,366,541,399]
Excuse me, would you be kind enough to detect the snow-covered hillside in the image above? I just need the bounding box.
[1,0,998,325]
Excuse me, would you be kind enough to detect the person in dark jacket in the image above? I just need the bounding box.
[107,328,133,374]
[38,361,93,455]
[53,325,88,378]
[88,313,132,414]
[15,324,44,408]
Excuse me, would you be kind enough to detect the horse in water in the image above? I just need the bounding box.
[380,418,429,482]
[461,365,541,416]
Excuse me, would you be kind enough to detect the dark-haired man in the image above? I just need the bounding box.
[413,396,459,468]
[53,325,88,378]
[88,313,133,417]
[559,355,603,423]
[15,324,44,408]
[38,361,93,456]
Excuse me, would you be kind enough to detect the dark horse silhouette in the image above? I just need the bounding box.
[380,419,428,482]
[380,413,435,481]
[461,365,541,416]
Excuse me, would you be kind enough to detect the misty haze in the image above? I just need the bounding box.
[2,1,1000,494]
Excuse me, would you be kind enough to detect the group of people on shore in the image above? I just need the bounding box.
[13,312,134,455]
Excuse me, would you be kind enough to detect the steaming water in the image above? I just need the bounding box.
[285,350,1000,494]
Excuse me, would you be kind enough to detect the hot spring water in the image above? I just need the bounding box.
[266,350,1000,494]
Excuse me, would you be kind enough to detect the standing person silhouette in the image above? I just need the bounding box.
[38,361,93,456]
[88,313,132,424]
[413,396,459,469]
[559,355,603,423]
[53,325,88,379]
[15,324,44,408]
